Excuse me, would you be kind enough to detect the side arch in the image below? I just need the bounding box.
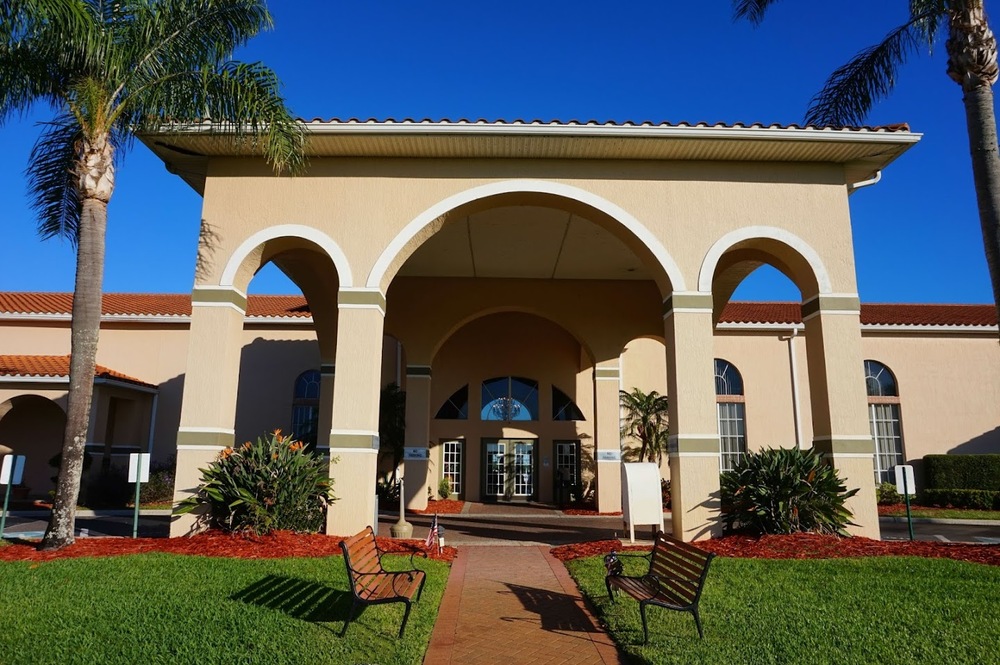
[365,179,687,294]
[697,225,834,296]
[219,224,354,290]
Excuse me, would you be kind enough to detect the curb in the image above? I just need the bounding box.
[879,515,1000,527]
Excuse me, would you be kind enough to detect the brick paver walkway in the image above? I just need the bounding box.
[423,545,624,665]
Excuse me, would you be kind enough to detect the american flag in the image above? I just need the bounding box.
[425,513,439,551]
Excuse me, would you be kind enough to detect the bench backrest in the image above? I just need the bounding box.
[339,526,386,596]
[647,532,715,606]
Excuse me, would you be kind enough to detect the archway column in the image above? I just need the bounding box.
[664,292,723,542]
[316,362,335,450]
[171,286,247,536]
[403,365,432,510]
[325,289,386,537]
[594,361,623,512]
[802,294,879,538]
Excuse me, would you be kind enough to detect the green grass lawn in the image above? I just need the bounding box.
[568,554,1000,665]
[882,506,1000,520]
[0,553,448,665]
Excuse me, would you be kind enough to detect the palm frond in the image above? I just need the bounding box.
[909,0,949,46]
[732,0,783,26]
[131,61,304,174]
[27,117,84,243]
[805,18,930,127]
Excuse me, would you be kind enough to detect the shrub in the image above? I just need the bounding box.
[438,476,452,500]
[720,447,858,536]
[175,430,335,535]
[924,455,1000,491]
[139,457,175,505]
[918,488,1000,510]
[661,478,671,509]
[876,482,903,505]
[376,476,400,503]
[85,466,131,508]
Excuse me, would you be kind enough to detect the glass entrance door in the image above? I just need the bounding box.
[483,439,535,500]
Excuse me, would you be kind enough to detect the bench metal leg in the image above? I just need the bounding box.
[639,602,649,645]
[341,599,358,637]
[692,608,704,639]
[398,599,413,638]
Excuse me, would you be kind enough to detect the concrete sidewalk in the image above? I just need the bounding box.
[423,545,625,665]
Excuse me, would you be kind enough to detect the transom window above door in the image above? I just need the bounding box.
[481,376,539,421]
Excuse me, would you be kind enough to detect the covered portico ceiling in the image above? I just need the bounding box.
[140,119,920,195]
[396,205,651,281]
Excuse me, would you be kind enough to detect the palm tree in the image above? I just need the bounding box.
[734,0,1000,332]
[619,388,670,464]
[1,0,305,550]
[379,383,406,483]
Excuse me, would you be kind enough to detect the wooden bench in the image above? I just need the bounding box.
[339,526,427,638]
[604,531,715,642]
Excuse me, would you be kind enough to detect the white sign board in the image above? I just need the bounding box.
[1,455,25,485]
[128,453,151,483]
[403,447,429,460]
[894,464,915,496]
[621,462,664,543]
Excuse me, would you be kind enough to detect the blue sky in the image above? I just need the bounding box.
[0,1,994,303]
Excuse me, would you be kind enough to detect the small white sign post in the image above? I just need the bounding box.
[128,453,150,539]
[1,455,26,536]
[894,464,916,541]
[621,463,664,543]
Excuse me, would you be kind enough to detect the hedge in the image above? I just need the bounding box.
[923,455,1000,491]
[918,488,1000,511]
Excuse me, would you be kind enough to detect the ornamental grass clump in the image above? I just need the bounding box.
[175,430,335,535]
[720,447,857,536]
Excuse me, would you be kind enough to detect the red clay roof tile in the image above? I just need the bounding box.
[0,355,156,388]
[0,293,994,327]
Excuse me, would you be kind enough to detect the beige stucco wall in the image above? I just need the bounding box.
[861,332,1000,483]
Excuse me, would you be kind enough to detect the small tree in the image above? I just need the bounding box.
[619,388,670,464]
[379,383,406,482]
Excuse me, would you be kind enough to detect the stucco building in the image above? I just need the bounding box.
[2,120,998,541]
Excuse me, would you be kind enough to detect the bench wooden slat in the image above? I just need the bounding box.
[650,549,703,580]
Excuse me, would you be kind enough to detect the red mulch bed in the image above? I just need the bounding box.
[561,504,624,516]
[0,530,456,563]
[413,500,464,515]
[551,533,1000,568]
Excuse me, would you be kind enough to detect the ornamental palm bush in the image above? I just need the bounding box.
[720,447,858,536]
[175,431,335,535]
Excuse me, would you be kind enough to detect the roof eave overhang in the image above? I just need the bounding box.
[138,121,921,196]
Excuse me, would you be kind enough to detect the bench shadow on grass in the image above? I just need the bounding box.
[230,575,351,626]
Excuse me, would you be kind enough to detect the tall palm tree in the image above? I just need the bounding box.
[734,0,1000,332]
[1,0,305,550]
[619,388,670,464]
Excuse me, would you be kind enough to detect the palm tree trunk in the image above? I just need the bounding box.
[39,136,113,550]
[961,83,1000,334]
[948,2,1000,338]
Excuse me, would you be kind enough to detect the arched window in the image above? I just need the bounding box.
[481,376,539,421]
[715,359,747,472]
[552,386,585,421]
[291,369,321,446]
[864,360,904,484]
[435,385,469,420]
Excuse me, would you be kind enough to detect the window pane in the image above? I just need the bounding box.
[552,386,585,421]
[435,385,469,420]
[442,440,463,495]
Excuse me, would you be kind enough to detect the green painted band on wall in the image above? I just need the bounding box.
[668,437,720,454]
[406,365,432,377]
[813,438,874,455]
[801,295,861,318]
[177,430,236,448]
[338,290,387,310]
[594,367,620,379]
[332,433,380,449]
[662,293,713,316]
[191,288,248,311]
